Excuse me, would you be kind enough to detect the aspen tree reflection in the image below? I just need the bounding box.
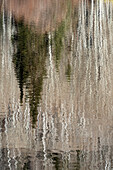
[1,0,113,169]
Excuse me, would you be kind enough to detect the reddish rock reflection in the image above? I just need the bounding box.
[5,0,71,32]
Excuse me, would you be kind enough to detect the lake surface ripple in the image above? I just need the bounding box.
[0,0,113,169]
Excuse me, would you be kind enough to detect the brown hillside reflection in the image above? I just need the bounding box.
[6,0,70,32]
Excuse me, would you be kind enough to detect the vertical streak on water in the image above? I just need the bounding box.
[24,104,27,129]
[70,20,74,148]
[83,0,86,130]
[65,112,69,152]
[109,2,113,117]
[13,104,16,128]
[42,111,47,169]
[17,148,21,169]
[49,32,56,150]
[0,129,2,159]
[77,2,81,133]
[13,147,18,169]
[61,103,64,148]
[68,19,75,158]
[79,1,85,131]
[42,30,51,166]
[1,0,5,102]
[89,0,93,100]
[5,113,11,170]
[48,32,54,146]
[2,1,11,168]
[81,0,86,50]
[95,0,98,111]
[48,32,53,87]
[2,0,5,69]
[12,104,17,169]
[77,0,82,69]
[99,0,102,48]
[26,103,30,130]
[48,32,57,149]
[96,0,99,120]
[7,10,12,73]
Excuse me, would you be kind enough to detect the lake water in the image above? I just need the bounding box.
[0,0,113,169]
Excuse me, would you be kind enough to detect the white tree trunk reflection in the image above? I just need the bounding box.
[0,0,113,169]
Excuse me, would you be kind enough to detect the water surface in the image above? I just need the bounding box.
[0,0,113,169]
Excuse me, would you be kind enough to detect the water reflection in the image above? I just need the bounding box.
[0,0,113,169]
[6,0,69,32]
[12,19,48,126]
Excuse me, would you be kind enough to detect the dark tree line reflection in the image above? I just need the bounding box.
[12,20,48,127]
[11,1,72,127]
[12,18,69,127]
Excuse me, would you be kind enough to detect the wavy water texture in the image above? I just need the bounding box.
[0,0,113,169]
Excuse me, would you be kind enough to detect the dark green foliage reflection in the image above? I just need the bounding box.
[12,20,48,127]
[54,21,65,70]
[11,0,71,127]
[65,60,71,81]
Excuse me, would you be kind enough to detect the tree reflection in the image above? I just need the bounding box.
[12,19,48,127]
[11,0,74,127]
[54,21,65,70]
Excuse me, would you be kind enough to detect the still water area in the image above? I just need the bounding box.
[0,0,113,169]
